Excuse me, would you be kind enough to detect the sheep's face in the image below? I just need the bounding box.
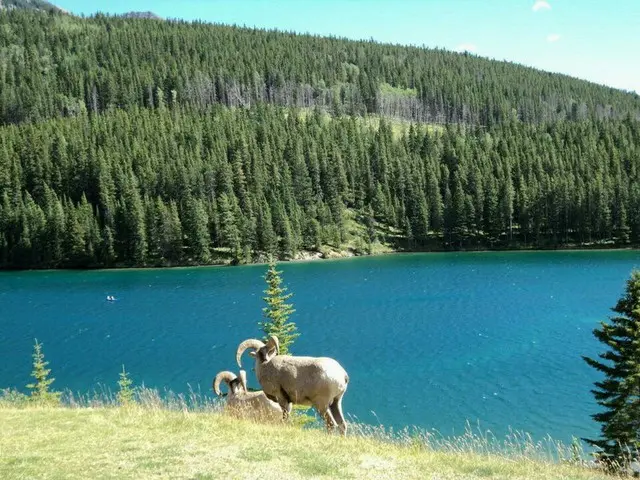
[228,378,243,395]
[249,345,277,364]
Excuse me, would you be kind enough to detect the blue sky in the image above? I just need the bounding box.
[55,0,640,93]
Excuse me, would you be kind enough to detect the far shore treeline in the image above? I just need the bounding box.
[1,105,639,269]
[0,9,639,269]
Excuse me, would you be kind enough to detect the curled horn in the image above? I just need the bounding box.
[267,336,280,355]
[236,338,265,367]
[239,370,248,394]
[213,370,237,396]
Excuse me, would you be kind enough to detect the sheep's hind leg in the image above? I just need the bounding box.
[316,402,337,433]
[329,393,347,436]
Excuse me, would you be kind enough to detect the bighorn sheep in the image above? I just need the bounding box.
[236,336,349,435]
[213,369,281,421]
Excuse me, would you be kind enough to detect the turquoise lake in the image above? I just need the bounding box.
[2,251,640,444]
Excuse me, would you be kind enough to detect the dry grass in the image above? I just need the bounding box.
[0,400,617,480]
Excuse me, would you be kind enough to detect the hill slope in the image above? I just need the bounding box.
[0,0,60,12]
[0,9,638,127]
[0,9,639,270]
[0,406,609,479]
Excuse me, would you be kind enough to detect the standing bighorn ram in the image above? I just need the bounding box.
[213,369,282,421]
[236,336,349,435]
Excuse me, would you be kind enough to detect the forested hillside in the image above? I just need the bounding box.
[0,9,639,269]
[2,105,639,268]
[1,9,639,127]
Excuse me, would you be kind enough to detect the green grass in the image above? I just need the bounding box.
[379,81,419,98]
[359,113,445,137]
[295,105,444,138]
[0,401,616,480]
[342,208,398,255]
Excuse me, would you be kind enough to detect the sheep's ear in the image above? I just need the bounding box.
[249,351,256,358]
[267,336,280,354]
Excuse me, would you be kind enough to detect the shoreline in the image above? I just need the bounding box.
[0,244,638,274]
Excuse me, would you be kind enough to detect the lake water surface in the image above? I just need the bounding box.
[2,250,639,444]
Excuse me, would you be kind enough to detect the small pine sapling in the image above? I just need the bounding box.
[26,339,61,405]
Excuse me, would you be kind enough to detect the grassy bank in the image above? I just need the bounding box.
[0,404,614,480]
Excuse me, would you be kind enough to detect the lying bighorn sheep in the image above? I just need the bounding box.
[236,336,349,435]
[213,369,281,421]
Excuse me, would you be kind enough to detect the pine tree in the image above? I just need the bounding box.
[183,196,211,264]
[26,339,61,404]
[256,201,278,255]
[117,364,135,406]
[302,216,322,251]
[259,256,298,354]
[218,193,241,262]
[582,270,640,470]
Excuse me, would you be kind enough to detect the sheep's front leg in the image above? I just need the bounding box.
[278,388,292,421]
[279,401,292,421]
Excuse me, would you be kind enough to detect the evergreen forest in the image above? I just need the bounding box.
[1,8,639,269]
